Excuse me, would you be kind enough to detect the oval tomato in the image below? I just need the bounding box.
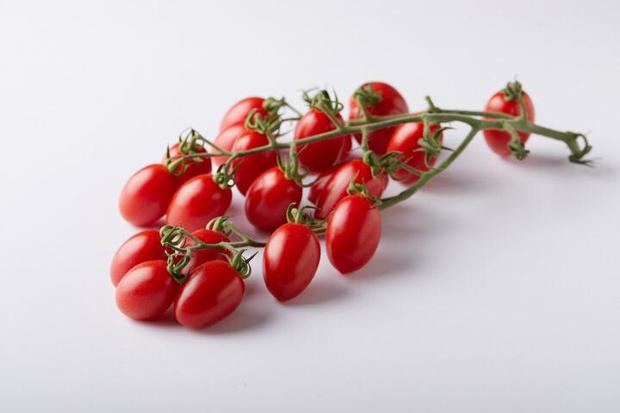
[166,174,232,231]
[244,167,302,231]
[314,159,388,219]
[110,230,166,287]
[483,90,535,156]
[174,260,245,329]
[211,124,246,168]
[294,109,351,173]
[220,97,267,132]
[307,164,339,205]
[119,164,178,227]
[165,142,212,184]
[263,223,321,301]
[115,260,178,320]
[230,130,277,195]
[325,195,382,274]
[349,82,409,154]
[185,228,230,271]
[386,122,442,185]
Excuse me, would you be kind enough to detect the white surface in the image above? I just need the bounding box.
[1,1,619,412]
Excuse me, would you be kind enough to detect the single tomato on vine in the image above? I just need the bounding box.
[174,260,245,329]
[119,164,178,227]
[230,130,277,195]
[483,89,535,156]
[386,122,442,185]
[326,195,382,274]
[166,174,232,231]
[349,81,409,154]
[263,223,321,301]
[244,166,302,231]
[110,230,166,287]
[115,260,178,321]
[294,108,351,173]
[220,97,268,132]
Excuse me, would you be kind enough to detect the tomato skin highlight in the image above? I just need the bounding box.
[186,229,231,271]
[244,167,302,231]
[115,260,178,321]
[349,82,409,154]
[386,122,442,185]
[263,223,321,301]
[212,124,246,168]
[165,143,212,184]
[483,90,535,157]
[220,97,267,132]
[110,230,166,287]
[230,131,277,195]
[166,174,232,232]
[174,260,245,329]
[314,159,388,220]
[119,164,178,227]
[307,165,338,205]
[294,109,351,173]
[326,195,382,274]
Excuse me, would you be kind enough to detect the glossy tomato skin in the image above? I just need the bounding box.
[307,164,339,205]
[115,260,178,320]
[349,82,409,155]
[220,97,267,132]
[174,260,245,329]
[119,164,178,227]
[244,167,302,231]
[165,142,212,184]
[386,122,442,185]
[314,159,388,220]
[166,174,232,231]
[483,91,535,156]
[212,124,246,168]
[110,230,166,287]
[231,131,277,195]
[294,109,351,173]
[263,223,320,301]
[186,228,230,271]
[326,196,382,274]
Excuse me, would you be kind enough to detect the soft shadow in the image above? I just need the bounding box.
[350,251,417,281]
[138,310,179,329]
[284,279,348,307]
[422,169,495,194]
[196,303,272,335]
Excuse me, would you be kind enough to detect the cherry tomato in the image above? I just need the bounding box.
[307,164,339,205]
[349,82,409,154]
[186,228,230,271]
[115,260,178,320]
[220,97,268,132]
[483,90,535,156]
[244,167,302,231]
[165,142,212,184]
[386,122,442,185]
[314,159,388,220]
[212,124,246,168]
[326,195,382,274]
[119,164,178,227]
[263,223,321,301]
[294,109,351,173]
[166,174,232,231]
[110,230,166,287]
[230,130,277,195]
[174,260,245,329]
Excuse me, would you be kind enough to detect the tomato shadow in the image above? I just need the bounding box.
[283,277,349,307]
[349,250,415,282]
[194,302,273,335]
[139,310,179,329]
[419,168,496,195]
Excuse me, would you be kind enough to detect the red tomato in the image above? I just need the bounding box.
[110,230,166,287]
[349,82,409,154]
[294,109,351,173]
[263,223,321,301]
[166,174,232,231]
[174,260,245,328]
[314,159,388,219]
[244,167,302,231]
[386,122,442,185]
[212,124,246,168]
[307,164,339,205]
[325,195,382,274]
[115,260,178,320]
[119,164,178,227]
[483,90,535,156]
[230,130,277,195]
[165,142,212,184]
[220,97,267,132]
[186,228,230,271]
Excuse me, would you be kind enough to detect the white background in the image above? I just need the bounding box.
[1,1,619,412]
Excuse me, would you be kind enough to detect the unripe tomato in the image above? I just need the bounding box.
[483,90,535,156]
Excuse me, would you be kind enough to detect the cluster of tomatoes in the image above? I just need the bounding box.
[111,81,535,329]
